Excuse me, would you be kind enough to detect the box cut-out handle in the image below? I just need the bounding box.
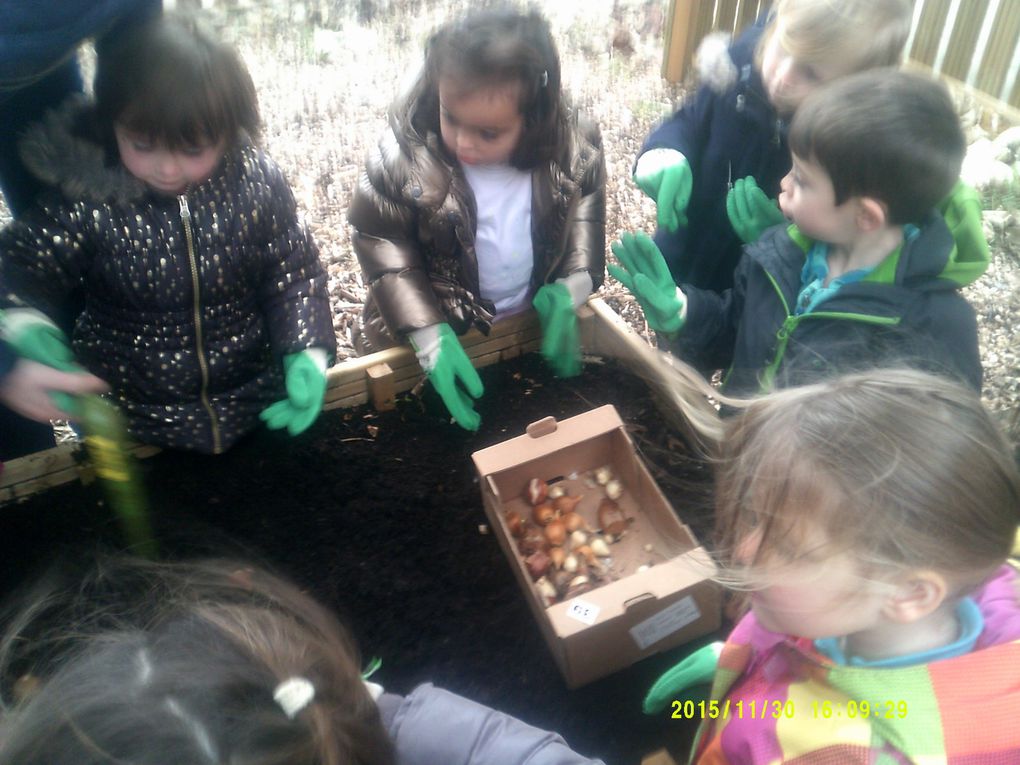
[623,592,655,611]
[526,416,558,438]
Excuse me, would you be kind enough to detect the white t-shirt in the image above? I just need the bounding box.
[462,162,534,316]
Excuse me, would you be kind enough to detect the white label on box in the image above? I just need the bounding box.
[629,596,701,650]
[565,598,601,626]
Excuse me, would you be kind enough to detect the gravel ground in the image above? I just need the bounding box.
[2,0,1017,446]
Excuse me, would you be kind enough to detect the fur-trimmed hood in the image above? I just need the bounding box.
[18,95,148,204]
[2,112,336,453]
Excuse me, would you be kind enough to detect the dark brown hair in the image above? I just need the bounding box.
[95,13,261,150]
[400,5,566,169]
[0,558,394,765]
[788,69,965,224]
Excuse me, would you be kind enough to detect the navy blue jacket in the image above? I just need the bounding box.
[668,216,984,395]
[0,0,160,92]
[0,100,335,454]
[642,17,790,293]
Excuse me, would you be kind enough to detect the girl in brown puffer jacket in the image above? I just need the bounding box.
[0,14,336,454]
[349,7,606,431]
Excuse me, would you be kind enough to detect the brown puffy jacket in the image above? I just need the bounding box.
[348,109,606,352]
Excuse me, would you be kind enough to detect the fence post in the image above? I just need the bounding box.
[662,0,700,82]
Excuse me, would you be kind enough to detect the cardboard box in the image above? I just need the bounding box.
[472,405,721,688]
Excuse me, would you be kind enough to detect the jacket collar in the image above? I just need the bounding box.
[19,94,242,206]
[19,95,147,204]
[775,210,982,294]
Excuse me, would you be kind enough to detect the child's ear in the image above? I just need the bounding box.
[855,197,888,232]
[882,571,948,623]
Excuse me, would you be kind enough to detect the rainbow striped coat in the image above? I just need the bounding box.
[693,566,1020,763]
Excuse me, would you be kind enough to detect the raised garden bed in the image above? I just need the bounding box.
[0,300,719,764]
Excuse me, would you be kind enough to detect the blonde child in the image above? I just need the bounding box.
[0,557,605,765]
[349,7,606,431]
[635,0,911,293]
[612,70,985,394]
[641,363,1020,762]
[0,14,335,454]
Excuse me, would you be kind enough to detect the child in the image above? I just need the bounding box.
[635,0,912,292]
[348,7,606,431]
[611,70,985,395]
[0,557,606,765]
[0,14,336,454]
[642,366,1020,762]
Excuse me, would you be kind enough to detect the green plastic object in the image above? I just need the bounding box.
[608,232,686,336]
[643,640,724,714]
[260,350,327,436]
[532,283,581,378]
[3,314,80,414]
[726,176,786,243]
[77,395,157,559]
[634,154,692,233]
[416,324,484,431]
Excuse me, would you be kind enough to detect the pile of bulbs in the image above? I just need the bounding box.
[505,467,631,606]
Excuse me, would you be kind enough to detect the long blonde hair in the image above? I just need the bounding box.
[637,343,1020,590]
[756,0,912,76]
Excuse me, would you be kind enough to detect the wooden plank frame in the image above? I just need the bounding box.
[1,298,661,506]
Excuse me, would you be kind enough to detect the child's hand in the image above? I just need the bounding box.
[532,283,582,378]
[608,233,686,337]
[410,323,484,431]
[633,149,692,233]
[260,348,329,436]
[0,308,103,416]
[0,359,108,422]
[643,641,724,714]
[726,176,786,243]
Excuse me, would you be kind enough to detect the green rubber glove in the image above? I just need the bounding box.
[608,232,686,337]
[634,149,693,233]
[644,641,724,714]
[1,308,81,414]
[260,348,328,436]
[411,323,484,431]
[726,176,786,243]
[938,179,990,284]
[532,283,581,378]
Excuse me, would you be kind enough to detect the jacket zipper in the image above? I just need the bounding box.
[755,269,901,391]
[178,195,221,453]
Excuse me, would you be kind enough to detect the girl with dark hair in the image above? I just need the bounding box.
[0,557,605,765]
[349,6,606,431]
[0,13,336,454]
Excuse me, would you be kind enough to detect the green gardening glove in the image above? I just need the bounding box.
[532,283,581,378]
[608,232,686,337]
[410,323,484,431]
[260,348,328,436]
[634,149,693,233]
[643,641,724,714]
[0,308,81,414]
[726,176,786,243]
[938,179,990,284]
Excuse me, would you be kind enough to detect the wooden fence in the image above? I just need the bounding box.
[662,0,1020,122]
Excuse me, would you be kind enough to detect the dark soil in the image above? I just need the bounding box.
[0,352,721,765]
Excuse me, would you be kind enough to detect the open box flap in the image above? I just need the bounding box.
[471,405,625,478]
